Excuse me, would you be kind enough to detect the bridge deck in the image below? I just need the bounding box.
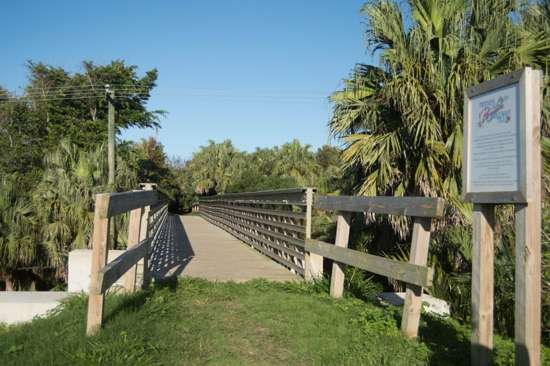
[149,215,300,282]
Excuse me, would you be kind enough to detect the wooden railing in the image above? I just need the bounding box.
[306,194,445,339]
[199,188,314,277]
[86,187,168,336]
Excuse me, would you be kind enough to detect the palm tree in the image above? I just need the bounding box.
[330,0,549,232]
[274,139,319,186]
[187,140,245,195]
[0,175,39,290]
[32,140,138,281]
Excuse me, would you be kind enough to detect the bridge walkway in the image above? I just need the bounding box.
[149,215,300,282]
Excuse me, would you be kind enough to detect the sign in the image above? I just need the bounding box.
[463,68,540,203]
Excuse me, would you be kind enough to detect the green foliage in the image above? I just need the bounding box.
[176,140,342,211]
[24,60,162,150]
[4,278,547,365]
[329,0,550,343]
[0,175,40,290]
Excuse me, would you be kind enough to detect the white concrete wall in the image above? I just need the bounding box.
[68,249,127,293]
[0,292,73,325]
[0,249,141,325]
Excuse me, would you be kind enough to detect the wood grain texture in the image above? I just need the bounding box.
[330,212,351,298]
[314,195,445,218]
[514,67,542,366]
[102,190,159,218]
[471,204,495,366]
[305,239,433,287]
[97,238,151,294]
[86,194,110,336]
[304,188,323,281]
[401,217,432,338]
[121,207,142,292]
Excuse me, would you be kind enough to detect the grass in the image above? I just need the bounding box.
[0,278,548,365]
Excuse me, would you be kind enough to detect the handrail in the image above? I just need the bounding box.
[314,194,445,218]
[86,187,168,336]
[309,194,445,339]
[199,188,314,276]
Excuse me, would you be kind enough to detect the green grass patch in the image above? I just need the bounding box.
[0,278,548,365]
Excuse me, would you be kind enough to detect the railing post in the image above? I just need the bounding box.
[86,194,110,336]
[121,205,143,293]
[329,212,351,298]
[471,204,495,365]
[304,188,323,281]
[401,217,432,338]
[139,185,153,289]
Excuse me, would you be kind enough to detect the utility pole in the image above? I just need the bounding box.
[106,85,115,189]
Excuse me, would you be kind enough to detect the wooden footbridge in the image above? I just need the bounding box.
[85,186,444,340]
[81,185,544,365]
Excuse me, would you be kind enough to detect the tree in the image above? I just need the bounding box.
[273,139,319,186]
[0,175,39,290]
[330,0,549,231]
[24,60,163,150]
[186,140,245,195]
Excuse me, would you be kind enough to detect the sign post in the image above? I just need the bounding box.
[463,67,542,366]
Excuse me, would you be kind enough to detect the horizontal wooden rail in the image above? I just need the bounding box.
[94,190,160,218]
[200,188,306,202]
[311,194,444,340]
[201,207,305,248]
[202,202,306,220]
[87,187,168,336]
[93,238,151,294]
[314,195,445,218]
[305,239,433,287]
[203,205,305,234]
[199,188,310,276]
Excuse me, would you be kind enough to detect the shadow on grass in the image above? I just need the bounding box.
[102,277,181,325]
[419,315,470,365]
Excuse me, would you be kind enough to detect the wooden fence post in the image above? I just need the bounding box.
[514,68,542,366]
[121,206,143,292]
[86,194,110,336]
[140,204,152,289]
[401,217,432,338]
[471,204,495,365]
[329,212,351,298]
[304,188,322,280]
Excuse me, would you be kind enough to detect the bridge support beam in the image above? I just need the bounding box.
[304,188,323,281]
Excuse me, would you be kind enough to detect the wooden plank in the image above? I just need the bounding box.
[200,210,305,258]
[96,238,150,294]
[206,204,306,220]
[514,68,542,366]
[86,194,110,336]
[121,207,142,292]
[314,195,445,218]
[200,188,306,202]
[471,204,495,366]
[305,239,433,288]
[102,190,159,218]
[203,199,306,207]
[304,188,323,281]
[401,217,432,338]
[139,204,151,289]
[201,207,305,248]
[330,212,351,298]
[204,205,305,234]
[201,211,304,274]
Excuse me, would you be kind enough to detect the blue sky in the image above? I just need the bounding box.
[2,0,369,160]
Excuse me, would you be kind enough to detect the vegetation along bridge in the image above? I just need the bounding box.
[87,186,443,342]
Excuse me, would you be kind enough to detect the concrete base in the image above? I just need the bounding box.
[68,249,139,293]
[0,292,73,325]
[377,292,450,316]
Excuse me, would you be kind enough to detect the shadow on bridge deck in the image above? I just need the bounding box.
[149,215,300,282]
